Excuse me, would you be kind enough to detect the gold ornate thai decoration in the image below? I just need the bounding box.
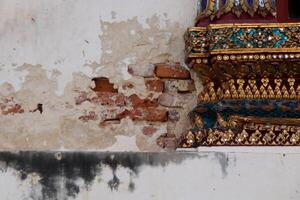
[186,23,300,64]
[179,1,300,148]
[197,0,277,20]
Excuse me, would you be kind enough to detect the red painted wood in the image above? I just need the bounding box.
[278,0,300,22]
[277,0,288,22]
[196,0,300,26]
[197,13,277,26]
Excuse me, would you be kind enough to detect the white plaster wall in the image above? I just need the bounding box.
[71,150,300,200]
[0,0,198,150]
[0,0,197,94]
[0,150,299,200]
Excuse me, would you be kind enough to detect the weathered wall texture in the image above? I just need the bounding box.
[0,150,300,200]
[0,0,199,151]
[1,2,300,200]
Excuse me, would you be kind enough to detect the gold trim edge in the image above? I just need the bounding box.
[189,23,300,31]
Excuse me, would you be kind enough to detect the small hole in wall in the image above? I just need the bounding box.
[30,103,43,114]
[122,83,134,90]
[37,104,43,114]
[100,119,121,127]
[92,77,118,93]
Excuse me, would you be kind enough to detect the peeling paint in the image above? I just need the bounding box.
[0,0,196,94]
[0,1,198,151]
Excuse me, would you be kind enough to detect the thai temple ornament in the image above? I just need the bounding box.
[179,0,300,148]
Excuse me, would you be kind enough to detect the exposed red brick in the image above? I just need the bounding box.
[145,80,164,92]
[155,63,190,79]
[122,83,134,89]
[79,111,98,122]
[159,92,193,108]
[127,67,134,75]
[194,106,208,113]
[117,108,168,122]
[142,126,158,137]
[0,98,25,115]
[126,94,158,108]
[92,77,118,93]
[91,92,126,106]
[128,63,155,77]
[156,133,177,149]
[159,93,175,107]
[1,104,24,115]
[100,107,125,122]
[99,119,121,127]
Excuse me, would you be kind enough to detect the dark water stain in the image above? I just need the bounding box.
[128,180,135,192]
[107,173,120,191]
[0,152,202,200]
[213,152,229,177]
[65,181,80,198]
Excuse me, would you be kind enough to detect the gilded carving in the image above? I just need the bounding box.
[185,23,300,61]
[180,10,300,148]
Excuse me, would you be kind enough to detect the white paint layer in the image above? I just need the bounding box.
[0,0,197,94]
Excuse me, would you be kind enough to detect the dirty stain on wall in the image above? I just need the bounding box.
[1,151,300,200]
[0,152,202,199]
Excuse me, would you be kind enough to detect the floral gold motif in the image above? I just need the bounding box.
[185,23,300,63]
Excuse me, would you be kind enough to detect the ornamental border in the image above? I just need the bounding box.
[185,23,300,62]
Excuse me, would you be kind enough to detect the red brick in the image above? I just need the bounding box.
[126,94,158,108]
[91,92,125,106]
[79,111,98,122]
[128,63,155,77]
[158,93,177,107]
[142,126,158,136]
[158,92,193,108]
[101,107,125,122]
[92,77,117,92]
[99,119,121,127]
[145,80,164,92]
[1,104,24,115]
[122,83,134,89]
[117,108,168,122]
[155,63,190,79]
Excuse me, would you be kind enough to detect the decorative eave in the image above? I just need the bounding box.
[179,22,300,148]
[185,23,300,66]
